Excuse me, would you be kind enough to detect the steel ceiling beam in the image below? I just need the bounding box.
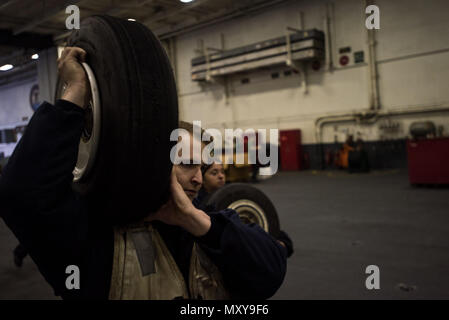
[53,0,290,44]
[0,0,21,12]
[0,29,54,49]
[105,0,155,16]
[53,0,157,44]
[0,14,62,33]
[142,0,210,26]
[155,0,291,39]
[13,0,82,35]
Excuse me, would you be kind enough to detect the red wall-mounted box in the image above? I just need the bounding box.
[407,138,449,184]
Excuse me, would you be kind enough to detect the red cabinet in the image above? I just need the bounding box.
[280,129,302,171]
[407,138,449,184]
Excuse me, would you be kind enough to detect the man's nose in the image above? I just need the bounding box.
[192,168,202,185]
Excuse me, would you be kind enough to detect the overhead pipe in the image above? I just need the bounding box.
[366,0,380,110]
[314,105,449,168]
[324,2,334,71]
[316,106,449,146]
[313,0,382,167]
[157,0,292,40]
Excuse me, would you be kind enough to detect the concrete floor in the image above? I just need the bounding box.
[1,169,448,299]
[265,170,449,299]
[0,218,57,299]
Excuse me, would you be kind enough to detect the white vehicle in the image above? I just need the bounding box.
[0,125,25,161]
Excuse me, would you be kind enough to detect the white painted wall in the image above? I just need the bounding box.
[174,0,449,144]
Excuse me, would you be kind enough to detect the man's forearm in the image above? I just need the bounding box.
[180,208,212,237]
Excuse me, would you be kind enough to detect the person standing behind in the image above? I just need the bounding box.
[202,163,225,192]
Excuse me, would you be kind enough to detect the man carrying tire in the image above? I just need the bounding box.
[0,47,287,300]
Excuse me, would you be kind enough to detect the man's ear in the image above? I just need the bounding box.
[171,166,183,187]
[171,166,178,179]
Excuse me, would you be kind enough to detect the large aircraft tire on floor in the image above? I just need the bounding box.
[204,183,281,237]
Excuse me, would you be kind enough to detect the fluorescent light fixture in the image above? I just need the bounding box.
[32,54,39,60]
[180,0,194,3]
[0,64,13,71]
[128,18,136,21]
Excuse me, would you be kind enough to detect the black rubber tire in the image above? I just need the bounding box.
[56,15,178,224]
[204,183,281,237]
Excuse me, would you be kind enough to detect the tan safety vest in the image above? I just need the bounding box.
[108,223,229,300]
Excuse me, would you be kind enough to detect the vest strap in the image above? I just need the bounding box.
[130,229,155,276]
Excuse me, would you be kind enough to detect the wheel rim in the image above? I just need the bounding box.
[56,62,101,182]
[228,199,269,232]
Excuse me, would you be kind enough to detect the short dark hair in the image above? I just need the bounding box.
[179,120,204,137]
[178,121,215,143]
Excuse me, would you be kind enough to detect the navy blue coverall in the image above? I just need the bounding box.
[0,99,287,299]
